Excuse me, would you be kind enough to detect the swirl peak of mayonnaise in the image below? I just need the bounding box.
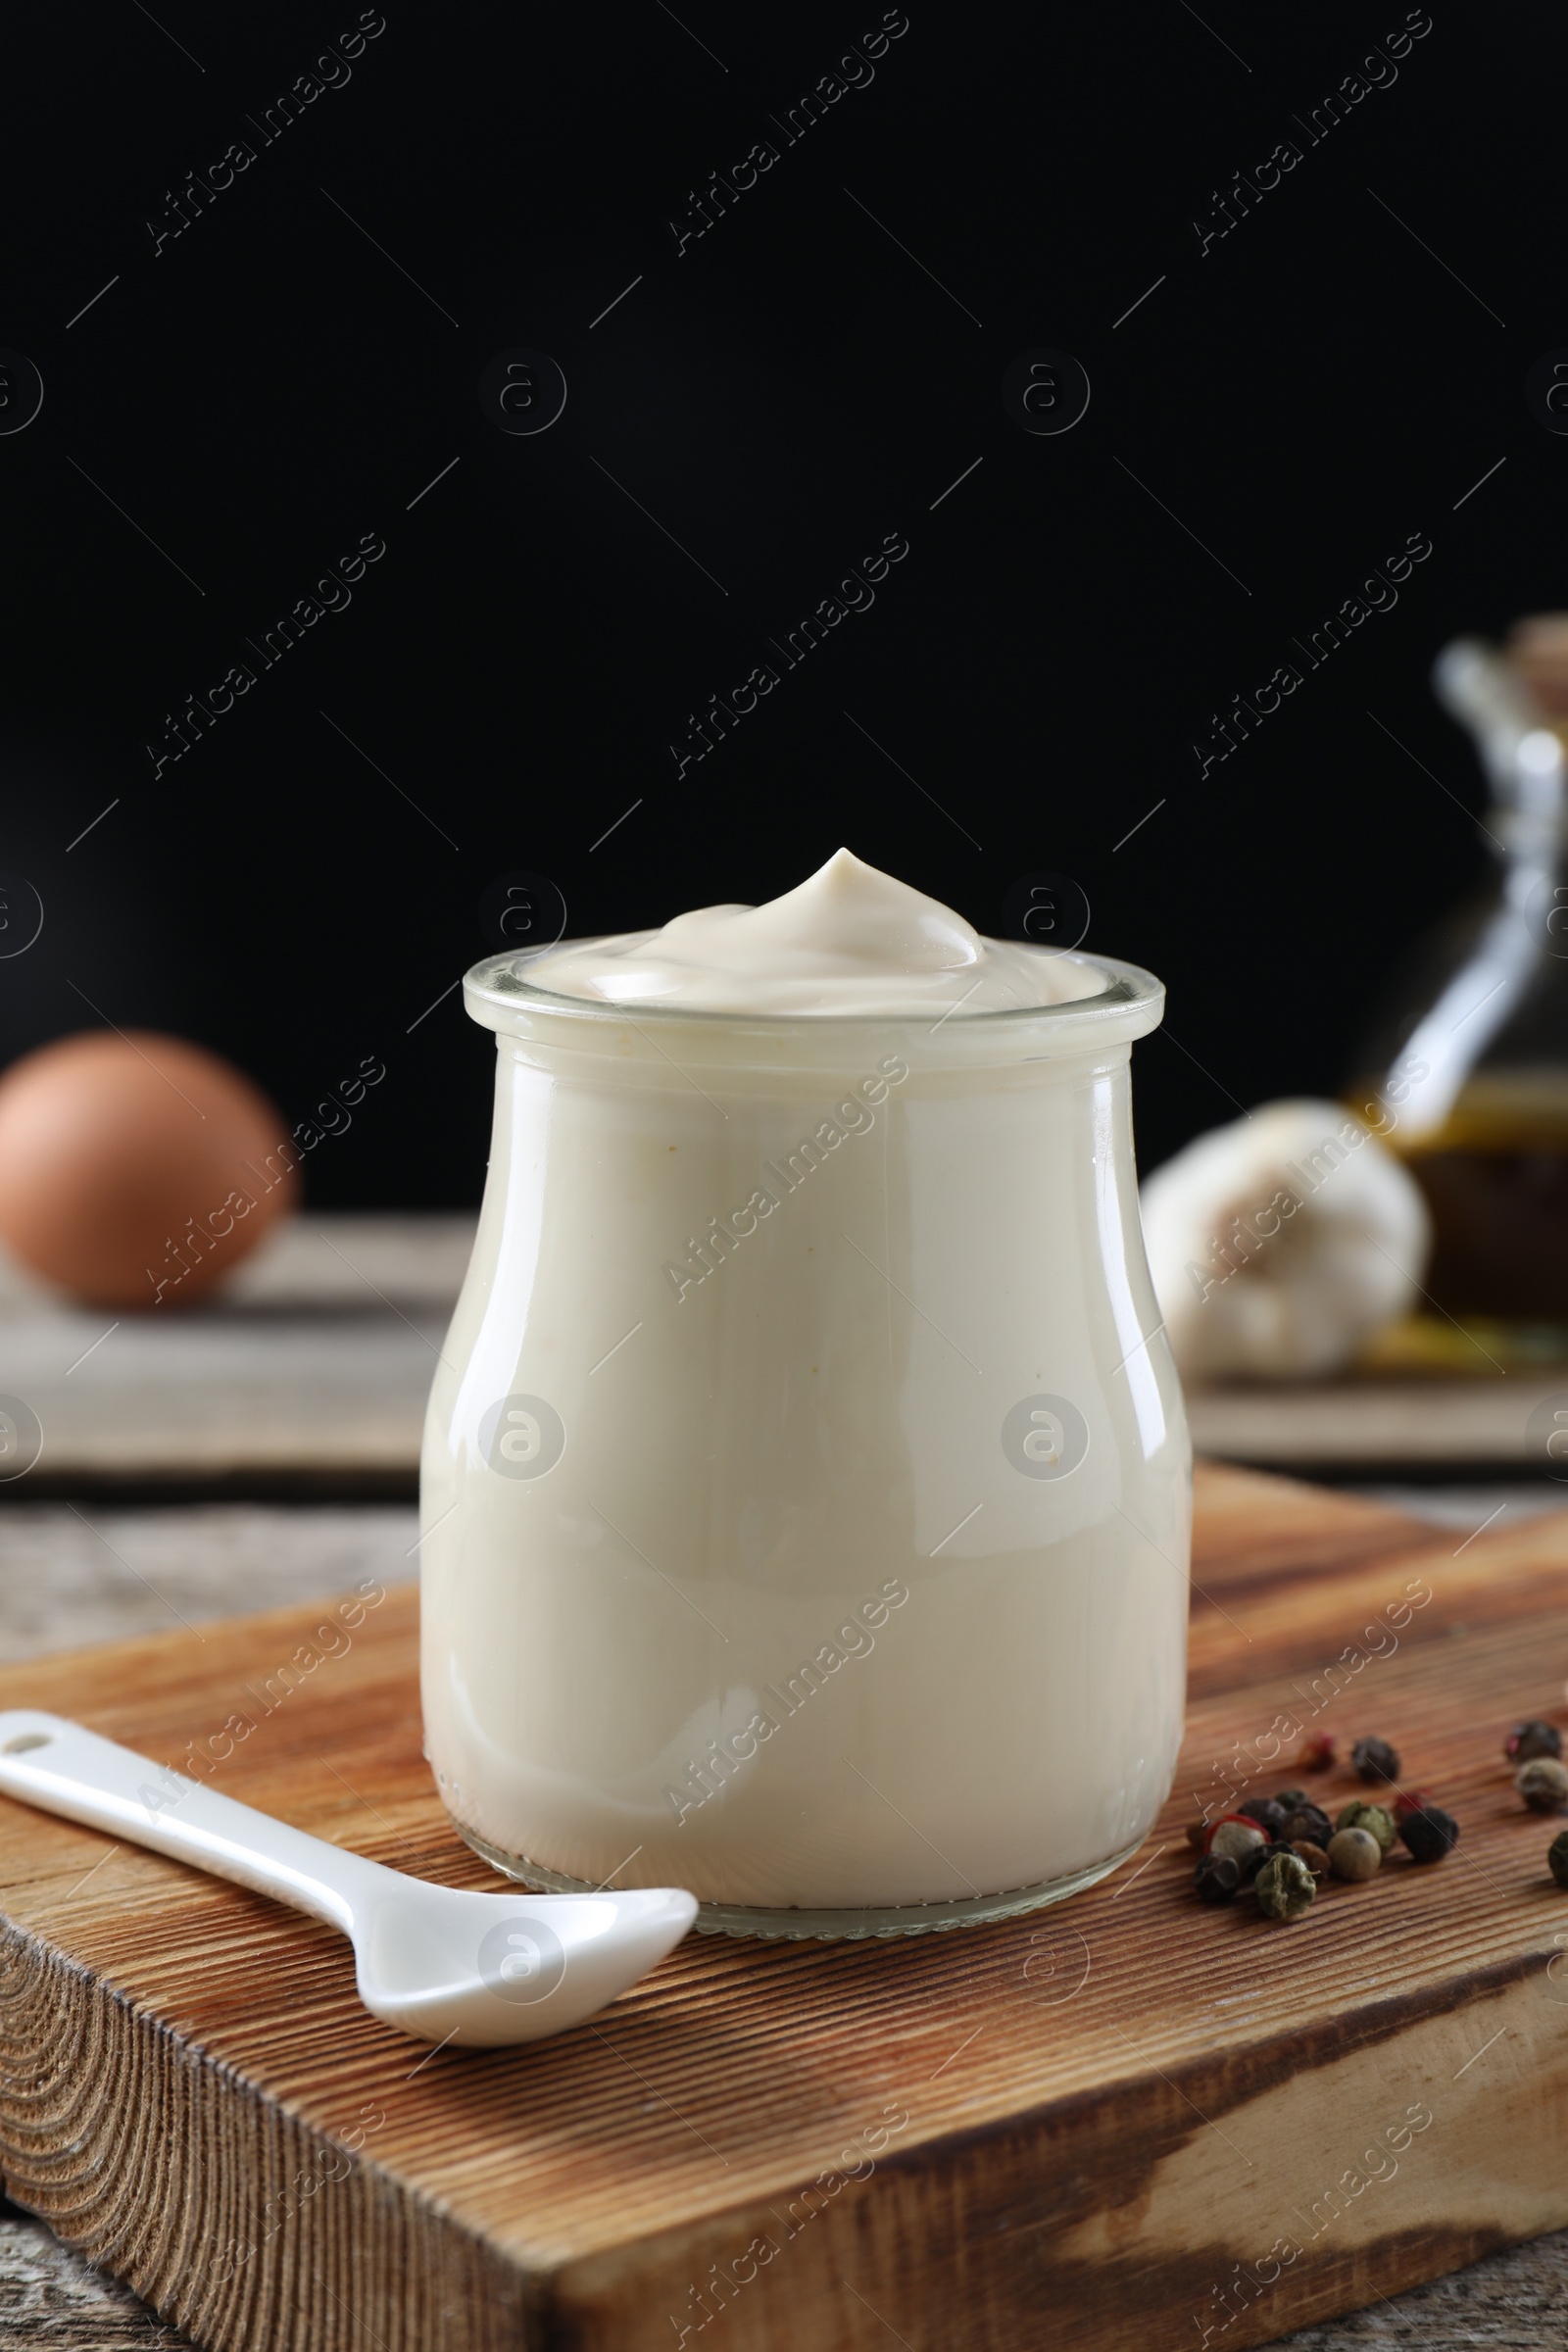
[521,849,1102,1017]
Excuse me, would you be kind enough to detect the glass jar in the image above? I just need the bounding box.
[1355,631,1568,1349]
[419,948,1190,1937]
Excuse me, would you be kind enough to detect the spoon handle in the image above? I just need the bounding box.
[0,1709,393,1935]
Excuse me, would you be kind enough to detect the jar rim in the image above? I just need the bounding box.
[462,943,1165,1039]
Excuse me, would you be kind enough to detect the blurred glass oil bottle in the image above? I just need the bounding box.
[1354,618,1568,1364]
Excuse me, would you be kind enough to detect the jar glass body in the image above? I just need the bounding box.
[419,956,1191,1937]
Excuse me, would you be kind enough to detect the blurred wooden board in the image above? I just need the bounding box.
[1187,1374,1567,1472]
[1,1216,1559,1485]
[3,1465,1568,2352]
[0,1216,472,1486]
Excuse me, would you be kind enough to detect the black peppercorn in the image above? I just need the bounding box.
[1195,1853,1242,1903]
[1398,1805,1460,1864]
[1549,1831,1568,1890]
[1282,1802,1332,1848]
[1351,1736,1400,1784]
[1239,1796,1288,1838]
[1239,1838,1285,1885]
[1506,1720,1563,1764]
[1272,1788,1308,1814]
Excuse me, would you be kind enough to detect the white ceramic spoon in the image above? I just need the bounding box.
[0,1710,696,2046]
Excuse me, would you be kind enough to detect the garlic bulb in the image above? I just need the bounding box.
[1139,1101,1432,1381]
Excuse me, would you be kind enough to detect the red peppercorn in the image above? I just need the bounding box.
[1297,1734,1335,1772]
[1203,1813,1269,1863]
[1394,1788,1435,1820]
[1505,1721,1563,1764]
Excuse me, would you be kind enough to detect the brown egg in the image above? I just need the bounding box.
[0,1030,299,1308]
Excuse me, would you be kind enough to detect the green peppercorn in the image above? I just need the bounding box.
[1516,1758,1568,1814]
[1291,1839,1331,1881]
[1335,1799,1396,1854]
[1328,1826,1382,1882]
[1255,1849,1316,1920]
[1398,1805,1460,1864]
[1194,1853,1242,1903]
[1506,1720,1562,1764]
[1548,1831,1568,1890]
[1283,1802,1333,1848]
[1351,1736,1400,1785]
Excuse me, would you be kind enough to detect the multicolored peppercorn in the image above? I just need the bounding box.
[1351,1736,1400,1785]
[1336,1799,1397,1854]
[1195,1852,1243,1903]
[1255,1849,1317,1920]
[1397,1805,1460,1863]
[1328,1826,1382,1881]
[1181,1720,1516,1918]
[1205,1814,1269,1864]
[1239,1838,1284,1885]
[1282,1801,1333,1848]
[1505,1720,1563,1764]
[1516,1757,1568,1814]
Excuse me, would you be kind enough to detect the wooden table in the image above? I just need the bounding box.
[0,1216,471,1491]
[1186,1376,1568,1478]
[2,1215,1558,1487]
[4,1214,1566,2346]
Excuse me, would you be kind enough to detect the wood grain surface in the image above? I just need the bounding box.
[1,1465,1567,2352]
[0,2207,183,2347]
[1,1214,1554,1482]
[1184,1374,1565,1473]
[0,1215,471,1485]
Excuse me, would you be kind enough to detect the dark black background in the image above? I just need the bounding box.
[1,0,1556,1203]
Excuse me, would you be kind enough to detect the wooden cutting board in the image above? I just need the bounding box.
[2,1463,1567,2352]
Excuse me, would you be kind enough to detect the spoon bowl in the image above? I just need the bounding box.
[0,1710,696,2045]
[353,1880,699,2044]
